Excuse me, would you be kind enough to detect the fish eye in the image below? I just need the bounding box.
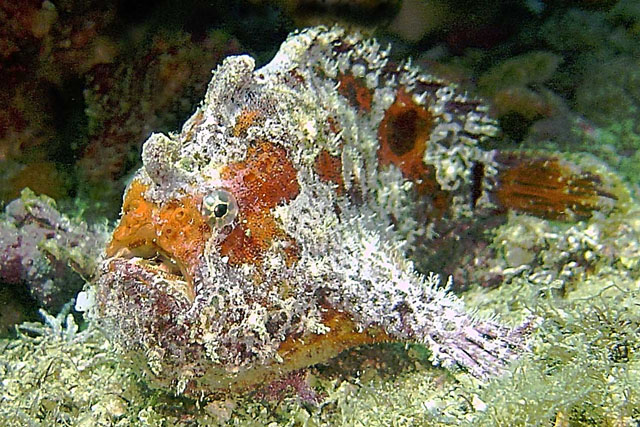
[202,189,238,228]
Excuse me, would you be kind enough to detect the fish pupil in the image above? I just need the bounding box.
[214,203,228,218]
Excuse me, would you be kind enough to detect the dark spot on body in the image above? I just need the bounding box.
[337,74,372,113]
[471,162,484,209]
[386,109,418,156]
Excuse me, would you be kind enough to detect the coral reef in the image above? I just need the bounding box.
[0,0,247,216]
[2,0,640,424]
[0,189,108,313]
[78,29,242,207]
[0,307,143,426]
[455,205,640,425]
[255,0,401,28]
[574,56,640,127]
[0,0,118,201]
[476,51,564,140]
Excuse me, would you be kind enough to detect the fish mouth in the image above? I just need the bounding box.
[108,245,195,302]
[134,249,184,278]
[106,224,203,303]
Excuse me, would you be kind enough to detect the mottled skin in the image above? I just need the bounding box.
[88,27,618,397]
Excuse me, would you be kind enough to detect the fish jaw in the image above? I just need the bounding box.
[94,251,392,396]
[106,179,213,303]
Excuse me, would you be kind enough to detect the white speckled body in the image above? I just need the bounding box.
[88,26,619,396]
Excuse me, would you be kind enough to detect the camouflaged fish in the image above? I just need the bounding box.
[86,26,618,396]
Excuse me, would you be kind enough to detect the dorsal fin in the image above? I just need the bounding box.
[287,27,624,224]
[274,27,498,226]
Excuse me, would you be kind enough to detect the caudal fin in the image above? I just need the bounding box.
[491,152,621,221]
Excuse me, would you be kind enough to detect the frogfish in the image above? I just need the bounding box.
[84,26,619,397]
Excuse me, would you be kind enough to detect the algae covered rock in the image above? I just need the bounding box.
[0,189,108,314]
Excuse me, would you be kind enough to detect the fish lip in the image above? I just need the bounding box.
[105,254,197,304]
[108,247,190,286]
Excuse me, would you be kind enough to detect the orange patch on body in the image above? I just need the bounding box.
[220,141,300,265]
[233,109,262,137]
[155,198,212,278]
[107,180,212,299]
[314,149,345,195]
[219,214,300,267]
[377,89,432,180]
[327,116,341,134]
[337,74,372,113]
[378,88,451,216]
[277,310,389,367]
[108,180,156,257]
[495,156,613,220]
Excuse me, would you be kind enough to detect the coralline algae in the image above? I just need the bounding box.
[0,189,108,314]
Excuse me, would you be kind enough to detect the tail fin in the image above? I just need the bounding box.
[490,152,622,221]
